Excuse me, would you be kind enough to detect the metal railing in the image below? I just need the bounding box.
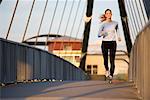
[129,21,150,100]
[0,38,88,85]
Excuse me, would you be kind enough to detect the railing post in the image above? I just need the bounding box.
[129,21,150,100]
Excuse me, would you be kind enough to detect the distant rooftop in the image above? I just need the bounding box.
[50,36,82,42]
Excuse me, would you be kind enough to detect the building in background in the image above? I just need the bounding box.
[86,54,128,75]
[48,36,82,67]
[86,43,129,80]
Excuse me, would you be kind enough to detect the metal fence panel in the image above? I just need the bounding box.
[46,53,52,79]
[63,61,67,80]
[16,45,26,82]
[144,26,150,99]
[69,64,73,80]
[129,21,150,100]
[54,57,60,80]
[66,62,70,80]
[58,58,62,80]
[9,43,17,83]
[26,47,34,81]
[0,38,87,84]
[33,50,41,80]
[40,52,47,79]
[5,42,11,83]
[2,42,16,83]
[51,55,55,80]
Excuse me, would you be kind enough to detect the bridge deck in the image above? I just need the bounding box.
[1,81,139,100]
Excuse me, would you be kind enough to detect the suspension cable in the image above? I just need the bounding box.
[68,1,86,63]
[69,0,81,38]
[45,0,59,49]
[125,1,137,41]
[58,0,75,56]
[35,0,48,45]
[6,0,19,39]
[52,0,68,53]
[56,0,68,34]
[22,0,36,42]
[76,5,86,40]
[63,0,81,58]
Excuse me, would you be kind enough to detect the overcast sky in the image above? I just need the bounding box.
[0,0,126,51]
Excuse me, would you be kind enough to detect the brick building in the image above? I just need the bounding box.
[48,36,82,67]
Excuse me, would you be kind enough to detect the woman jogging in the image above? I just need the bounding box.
[98,9,121,83]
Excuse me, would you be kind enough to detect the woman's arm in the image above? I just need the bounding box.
[115,24,121,41]
[98,23,105,37]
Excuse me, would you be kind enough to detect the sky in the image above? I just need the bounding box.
[0,0,126,51]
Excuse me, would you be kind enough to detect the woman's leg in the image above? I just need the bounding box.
[101,42,109,71]
[109,41,117,77]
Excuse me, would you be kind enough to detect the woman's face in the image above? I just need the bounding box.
[105,10,112,19]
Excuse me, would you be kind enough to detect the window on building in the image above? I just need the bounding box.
[63,44,72,50]
[86,65,98,75]
[93,65,98,75]
[75,56,80,62]
[87,65,92,75]
[63,56,73,62]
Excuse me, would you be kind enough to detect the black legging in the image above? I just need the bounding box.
[101,41,117,77]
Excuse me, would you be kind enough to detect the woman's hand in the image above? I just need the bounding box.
[101,31,106,35]
[98,31,105,37]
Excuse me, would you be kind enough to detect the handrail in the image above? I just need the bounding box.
[129,20,150,100]
[0,38,88,85]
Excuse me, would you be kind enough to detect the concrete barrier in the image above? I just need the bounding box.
[129,21,150,100]
[0,38,88,84]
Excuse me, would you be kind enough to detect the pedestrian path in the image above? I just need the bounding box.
[0,80,139,100]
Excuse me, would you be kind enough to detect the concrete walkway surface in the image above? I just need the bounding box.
[0,80,139,100]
